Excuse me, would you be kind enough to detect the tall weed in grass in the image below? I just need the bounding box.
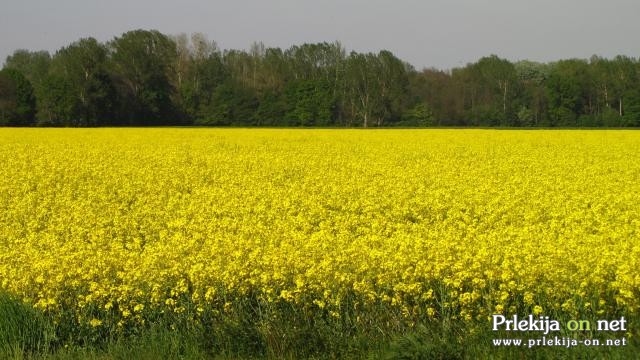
[0,293,55,359]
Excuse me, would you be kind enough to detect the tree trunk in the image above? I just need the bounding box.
[503,80,507,114]
[619,98,623,116]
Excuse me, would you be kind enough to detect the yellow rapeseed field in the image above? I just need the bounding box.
[0,128,638,334]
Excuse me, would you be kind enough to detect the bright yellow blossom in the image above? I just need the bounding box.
[0,128,637,332]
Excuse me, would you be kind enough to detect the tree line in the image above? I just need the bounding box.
[1,29,639,127]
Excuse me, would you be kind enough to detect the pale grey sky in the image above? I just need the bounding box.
[1,0,638,70]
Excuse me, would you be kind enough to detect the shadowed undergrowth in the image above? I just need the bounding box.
[1,293,638,359]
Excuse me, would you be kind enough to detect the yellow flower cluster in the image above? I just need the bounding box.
[0,128,638,329]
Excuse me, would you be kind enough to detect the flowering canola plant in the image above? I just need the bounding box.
[0,128,638,332]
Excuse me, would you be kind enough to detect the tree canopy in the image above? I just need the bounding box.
[2,29,639,127]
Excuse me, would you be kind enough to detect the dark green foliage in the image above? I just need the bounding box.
[253,90,286,126]
[465,55,519,126]
[4,50,51,88]
[36,74,78,126]
[400,103,435,126]
[2,30,640,127]
[622,88,640,126]
[341,50,410,127]
[283,79,334,126]
[0,68,36,125]
[173,33,227,123]
[601,108,623,127]
[196,82,257,125]
[49,38,116,126]
[182,56,227,121]
[546,60,589,127]
[109,30,179,125]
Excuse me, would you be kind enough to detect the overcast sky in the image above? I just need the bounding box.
[1,0,638,70]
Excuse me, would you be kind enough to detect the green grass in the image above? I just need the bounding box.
[1,292,638,359]
[0,293,56,359]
